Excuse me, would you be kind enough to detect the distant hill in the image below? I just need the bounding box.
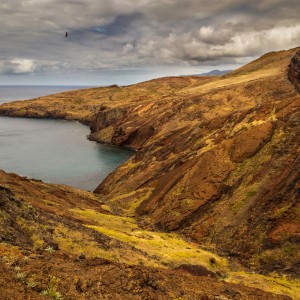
[198,69,232,76]
[181,69,232,77]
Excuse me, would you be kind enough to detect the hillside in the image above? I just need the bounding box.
[1,170,295,299]
[0,77,211,125]
[92,48,300,276]
[0,47,300,299]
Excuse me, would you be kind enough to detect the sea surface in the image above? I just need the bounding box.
[0,86,132,191]
[0,85,94,104]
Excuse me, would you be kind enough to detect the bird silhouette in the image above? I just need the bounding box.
[65,32,68,38]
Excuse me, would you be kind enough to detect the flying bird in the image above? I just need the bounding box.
[65,32,68,38]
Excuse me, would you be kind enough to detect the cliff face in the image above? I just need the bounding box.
[289,50,300,92]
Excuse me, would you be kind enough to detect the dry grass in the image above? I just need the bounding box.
[69,208,300,299]
[70,208,228,271]
[228,272,300,300]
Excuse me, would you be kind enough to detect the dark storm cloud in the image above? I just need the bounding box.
[0,0,300,77]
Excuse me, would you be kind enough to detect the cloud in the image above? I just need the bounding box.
[0,0,300,82]
[0,58,36,74]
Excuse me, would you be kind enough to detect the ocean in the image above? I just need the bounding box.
[0,85,95,104]
[0,86,132,191]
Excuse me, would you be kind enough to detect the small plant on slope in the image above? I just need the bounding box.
[41,275,63,300]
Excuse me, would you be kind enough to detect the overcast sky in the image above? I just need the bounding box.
[1,0,300,85]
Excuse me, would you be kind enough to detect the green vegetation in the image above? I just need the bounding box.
[53,224,118,261]
[71,208,228,271]
[44,246,55,253]
[108,188,153,214]
[228,271,300,300]
[16,217,46,249]
[67,207,300,298]
[16,271,26,283]
[246,190,257,198]
[26,275,37,288]
[41,275,63,300]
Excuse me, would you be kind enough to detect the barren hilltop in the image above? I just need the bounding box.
[0,47,299,299]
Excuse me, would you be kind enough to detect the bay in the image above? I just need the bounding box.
[0,86,132,191]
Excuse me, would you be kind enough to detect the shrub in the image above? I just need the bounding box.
[41,275,62,300]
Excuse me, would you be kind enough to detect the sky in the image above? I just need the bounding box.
[0,0,300,86]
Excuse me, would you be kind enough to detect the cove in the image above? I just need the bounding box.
[0,117,132,191]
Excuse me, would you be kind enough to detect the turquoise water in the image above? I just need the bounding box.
[0,117,132,191]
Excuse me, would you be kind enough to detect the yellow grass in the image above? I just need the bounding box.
[69,207,300,299]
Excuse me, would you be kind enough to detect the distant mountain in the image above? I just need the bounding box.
[198,69,232,76]
[181,69,232,77]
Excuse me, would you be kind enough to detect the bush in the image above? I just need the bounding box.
[41,275,62,300]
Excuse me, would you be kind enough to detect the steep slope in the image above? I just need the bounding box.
[92,47,299,276]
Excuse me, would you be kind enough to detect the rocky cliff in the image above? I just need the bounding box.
[289,50,300,92]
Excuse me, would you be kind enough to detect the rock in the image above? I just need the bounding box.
[288,49,300,92]
[176,264,217,278]
[79,254,86,260]
[229,122,274,163]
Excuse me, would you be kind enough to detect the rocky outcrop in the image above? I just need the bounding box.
[288,50,300,92]
[229,122,274,163]
[89,108,157,149]
[90,106,127,132]
[89,106,128,144]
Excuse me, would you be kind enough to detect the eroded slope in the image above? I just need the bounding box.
[91,48,300,277]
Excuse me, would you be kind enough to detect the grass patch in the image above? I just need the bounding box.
[228,272,300,300]
[246,190,257,198]
[70,208,228,271]
[87,224,227,271]
[68,208,299,298]
[53,224,118,261]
